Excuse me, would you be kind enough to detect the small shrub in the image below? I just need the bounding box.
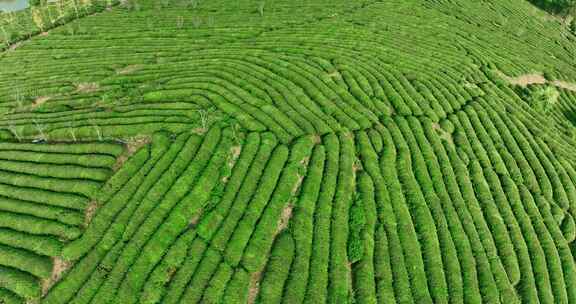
[522,85,559,114]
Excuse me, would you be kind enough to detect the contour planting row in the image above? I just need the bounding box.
[0,141,123,303]
[38,102,576,303]
[3,0,575,144]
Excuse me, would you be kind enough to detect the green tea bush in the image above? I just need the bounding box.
[196,132,261,241]
[242,135,315,272]
[282,145,325,304]
[221,269,250,304]
[115,129,232,304]
[224,144,288,268]
[306,133,339,304]
[352,173,377,304]
[0,265,40,298]
[139,231,196,304]
[178,248,222,303]
[0,228,62,257]
[200,262,234,303]
[209,133,278,251]
[162,238,207,304]
[256,232,295,303]
[347,194,366,264]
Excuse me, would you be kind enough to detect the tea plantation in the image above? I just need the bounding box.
[1,0,576,303]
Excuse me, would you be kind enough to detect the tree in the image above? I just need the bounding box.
[527,0,576,15]
[521,85,559,115]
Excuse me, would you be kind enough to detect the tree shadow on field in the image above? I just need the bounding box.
[563,110,576,127]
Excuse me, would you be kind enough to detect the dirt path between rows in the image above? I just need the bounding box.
[499,71,576,92]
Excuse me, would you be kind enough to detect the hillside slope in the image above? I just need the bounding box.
[1,0,576,303]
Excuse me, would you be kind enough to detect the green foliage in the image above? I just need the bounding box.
[527,0,576,15]
[347,194,366,264]
[3,0,576,303]
[256,232,295,304]
[282,145,325,304]
[518,85,560,114]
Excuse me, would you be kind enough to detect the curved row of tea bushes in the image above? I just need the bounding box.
[45,133,201,303]
[0,140,123,303]
[88,127,227,304]
[0,0,575,302]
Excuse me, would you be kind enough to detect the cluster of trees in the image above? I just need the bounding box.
[517,85,560,115]
[528,0,576,15]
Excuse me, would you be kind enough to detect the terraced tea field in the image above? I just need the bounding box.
[1,0,576,303]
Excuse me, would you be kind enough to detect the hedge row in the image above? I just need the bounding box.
[419,118,487,303]
[62,140,158,260]
[475,163,538,303]
[196,132,262,241]
[0,212,80,240]
[47,134,194,303]
[305,133,339,304]
[393,118,450,304]
[199,261,234,303]
[207,133,278,252]
[352,172,378,304]
[221,268,250,304]
[444,117,515,303]
[174,247,223,304]
[223,144,289,268]
[0,182,88,211]
[0,150,117,169]
[256,232,295,303]
[468,161,520,285]
[532,193,576,303]
[517,186,568,303]
[0,168,101,197]
[500,176,554,303]
[0,228,62,257]
[370,125,415,303]
[89,127,226,304]
[138,230,197,304]
[282,144,326,304]
[0,265,40,299]
[0,196,83,226]
[241,135,316,273]
[0,141,123,156]
[379,119,433,303]
[93,139,153,203]
[328,132,355,303]
[0,287,23,304]
[0,159,112,181]
[162,237,208,304]
[403,118,473,303]
[115,128,233,303]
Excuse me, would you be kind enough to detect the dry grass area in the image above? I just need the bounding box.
[33,96,51,107]
[276,204,294,235]
[501,72,547,87]
[116,64,142,75]
[83,200,99,227]
[112,135,151,171]
[41,258,72,297]
[499,71,576,92]
[247,271,263,304]
[75,82,100,93]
